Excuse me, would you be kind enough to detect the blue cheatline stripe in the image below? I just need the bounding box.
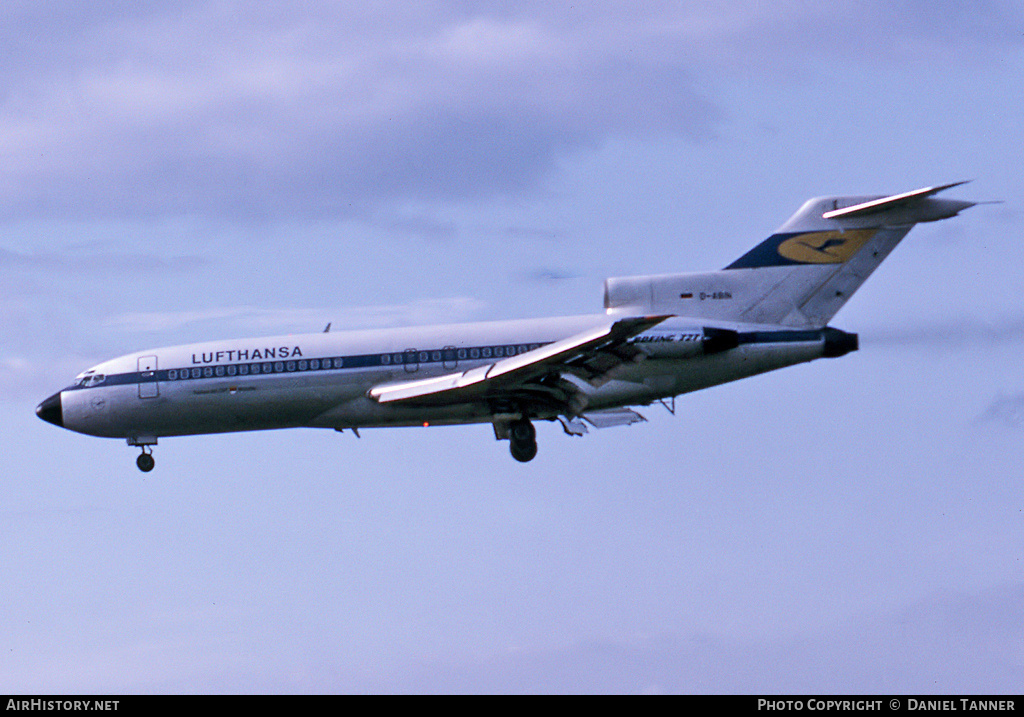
[64,342,550,391]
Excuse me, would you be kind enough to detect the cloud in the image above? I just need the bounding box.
[0,3,716,221]
[0,246,205,273]
[102,297,489,335]
[2,2,1020,223]
[978,394,1024,430]
[0,3,723,222]
[523,268,581,283]
[359,585,1024,693]
[865,316,1024,349]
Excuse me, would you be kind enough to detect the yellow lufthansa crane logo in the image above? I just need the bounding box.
[777,230,876,264]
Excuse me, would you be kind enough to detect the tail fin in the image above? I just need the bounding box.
[604,183,976,328]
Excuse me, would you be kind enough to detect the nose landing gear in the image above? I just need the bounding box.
[136,448,155,473]
[128,436,158,473]
[509,419,537,463]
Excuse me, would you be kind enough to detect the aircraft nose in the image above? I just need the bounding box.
[36,392,64,428]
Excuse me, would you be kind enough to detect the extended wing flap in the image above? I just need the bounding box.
[583,408,647,428]
[368,315,669,406]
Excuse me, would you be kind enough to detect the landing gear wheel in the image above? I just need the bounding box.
[510,440,538,463]
[136,451,155,473]
[509,419,538,463]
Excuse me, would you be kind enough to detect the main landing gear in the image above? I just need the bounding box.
[509,418,538,463]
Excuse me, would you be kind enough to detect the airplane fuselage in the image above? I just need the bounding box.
[43,314,851,442]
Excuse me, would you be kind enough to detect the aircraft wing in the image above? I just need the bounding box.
[368,315,670,411]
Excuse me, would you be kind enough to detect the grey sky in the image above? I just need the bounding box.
[3,1,1023,693]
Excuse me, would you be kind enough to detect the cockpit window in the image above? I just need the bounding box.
[72,373,105,387]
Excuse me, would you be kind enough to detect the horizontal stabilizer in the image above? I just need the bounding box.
[821,181,971,219]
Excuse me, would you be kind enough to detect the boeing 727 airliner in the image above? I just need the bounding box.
[36,183,976,471]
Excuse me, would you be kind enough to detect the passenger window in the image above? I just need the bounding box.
[215,366,225,377]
